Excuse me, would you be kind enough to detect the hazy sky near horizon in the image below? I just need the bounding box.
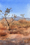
[0,0,30,18]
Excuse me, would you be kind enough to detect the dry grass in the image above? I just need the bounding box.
[0,19,30,36]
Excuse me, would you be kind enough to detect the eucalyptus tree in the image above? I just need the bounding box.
[0,8,12,29]
[14,14,17,20]
[20,14,25,18]
[20,14,26,20]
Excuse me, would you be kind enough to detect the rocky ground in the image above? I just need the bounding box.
[0,18,30,45]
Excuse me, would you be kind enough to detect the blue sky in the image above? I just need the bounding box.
[0,0,30,18]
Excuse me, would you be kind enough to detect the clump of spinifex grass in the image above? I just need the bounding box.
[9,19,30,30]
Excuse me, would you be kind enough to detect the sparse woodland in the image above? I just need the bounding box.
[0,8,30,45]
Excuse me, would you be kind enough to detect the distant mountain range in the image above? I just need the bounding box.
[0,17,30,21]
